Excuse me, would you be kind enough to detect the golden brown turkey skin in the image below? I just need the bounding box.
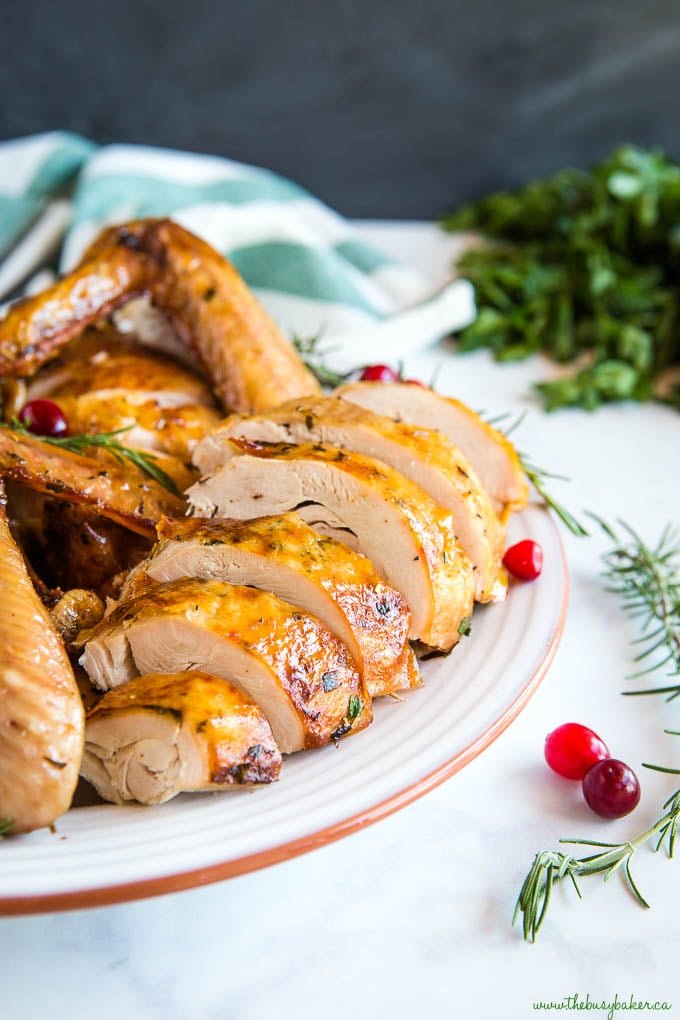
[0,219,321,413]
[136,219,321,412]
[0,240,155,378]
[28,327,217,407]
[0,481,84,832]
[28,327,222,464]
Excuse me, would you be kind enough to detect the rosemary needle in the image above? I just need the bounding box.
[491,410,588,538]
[518,454,588,538]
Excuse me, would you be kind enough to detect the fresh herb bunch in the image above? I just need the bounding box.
[441,146,680,411]
[5,421,179,495]
[514,520,680,941]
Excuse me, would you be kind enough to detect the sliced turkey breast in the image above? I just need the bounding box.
[187,440,474,650]
[81,670,281,805]
[195,397,506,602]
[0,481,84,832]
[335,382,528,520]
[122,514,420,698]
[79,577,371,753]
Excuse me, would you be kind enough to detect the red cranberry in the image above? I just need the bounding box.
[19,399,68,438]
[503,539,543,580]
[359,364,400,383]
[544,723,610,780]
[582,758,641,819]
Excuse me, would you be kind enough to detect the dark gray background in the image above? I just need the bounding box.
[1,0,678,217]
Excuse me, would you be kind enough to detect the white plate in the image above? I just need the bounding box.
[0,505,567,914]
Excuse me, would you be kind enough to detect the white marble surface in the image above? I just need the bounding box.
[2,224,680,1019]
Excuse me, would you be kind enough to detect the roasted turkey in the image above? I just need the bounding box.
[336,381,529,520]
[79,577,372,753]
[0,481,84,832]
[0,217,530,827]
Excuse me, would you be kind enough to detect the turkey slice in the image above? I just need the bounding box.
[122,513,420,698]
[79,577,371,754]
[335,382,528,520]
[195,396,506,603]
[81,670,281,805]
[187,440,474,651]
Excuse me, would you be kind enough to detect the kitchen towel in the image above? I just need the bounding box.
[0,131,474,371]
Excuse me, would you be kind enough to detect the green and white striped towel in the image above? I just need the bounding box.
[0,132,474,371]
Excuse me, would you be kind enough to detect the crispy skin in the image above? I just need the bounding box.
[26,328,217,474]
[53,393,220,464]
[0,426,185,537]
[0,219,320,413]
[30,327,218,407]
[0,242,156,377]
[0,481,84,832]
[82,670,281,805]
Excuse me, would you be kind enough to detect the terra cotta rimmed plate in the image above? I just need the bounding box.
[0,503,566,915]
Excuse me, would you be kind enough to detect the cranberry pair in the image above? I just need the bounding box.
[545,723,640,819]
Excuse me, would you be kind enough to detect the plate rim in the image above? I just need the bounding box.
[0,514,568,917]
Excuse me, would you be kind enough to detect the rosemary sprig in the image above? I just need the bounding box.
[514,785,680,942]
[4,421,179,495]
[0,818,13,839]
[291,332,351,389]
[593,517,680,696]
